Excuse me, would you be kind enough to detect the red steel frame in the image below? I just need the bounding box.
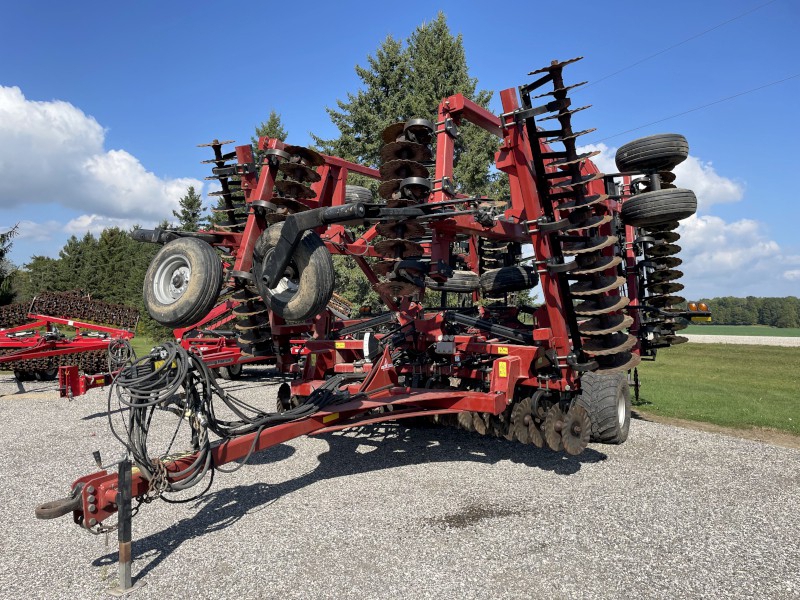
[0,314,134,367]
[56,85,648,530]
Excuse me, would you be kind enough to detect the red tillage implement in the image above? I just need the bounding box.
[36,58,709,590]
[0,292,137,386]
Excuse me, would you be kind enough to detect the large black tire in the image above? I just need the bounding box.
[143,238,223,328]
[575,372,630,444]
[14,370,34,382]
[345,185,373,203]
[615,133,689,172]
[426,270,480,293]
[253,222,334,322]
[621,188,697,227]
[216,362,243,380]
[480,265,538,295]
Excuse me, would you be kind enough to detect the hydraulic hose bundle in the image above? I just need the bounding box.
[108,342,357,498]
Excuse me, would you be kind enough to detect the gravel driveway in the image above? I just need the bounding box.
[684,334,800,347]
[1,368,798,600]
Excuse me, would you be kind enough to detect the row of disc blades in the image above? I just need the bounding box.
[430,391,591,456]
[0,291,138,330]
[529,58,638,373]
[1,348,108,380]
[0,291,136,380]
[220,142,326,356]
[201,139,246,233]
[372,119,435,299]
[637,218,689,348]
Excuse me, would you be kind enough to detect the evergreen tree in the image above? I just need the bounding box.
[56,232,99,292]
[314,13,502,196]
[173,186,204,231]
[17,255,59,302]
[0,225,18,304]
[251,109,288,161]
[312,14,507,303]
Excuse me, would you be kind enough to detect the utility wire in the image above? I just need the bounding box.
[587,73,800,143]
[580,0,779,91]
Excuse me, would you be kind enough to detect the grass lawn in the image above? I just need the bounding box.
[684,324,800,337]
[130,336,160,358]
[635,342,800,435]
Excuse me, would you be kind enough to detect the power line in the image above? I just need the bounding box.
[587,73,799,143]
[580,0,778,91]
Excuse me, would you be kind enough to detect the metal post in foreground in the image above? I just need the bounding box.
[108,458,144,596]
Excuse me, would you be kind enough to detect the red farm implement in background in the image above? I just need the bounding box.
[36,57,710,591]
[0,292,137,386]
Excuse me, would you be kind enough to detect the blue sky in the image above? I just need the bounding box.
[1,0,798,297]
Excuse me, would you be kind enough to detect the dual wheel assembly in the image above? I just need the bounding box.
[616,133,698,350]
[143,142,334,336]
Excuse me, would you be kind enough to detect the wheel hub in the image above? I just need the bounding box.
[153,255,192,305]
[169,267,190,298]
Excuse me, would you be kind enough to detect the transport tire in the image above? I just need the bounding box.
[14,370,34,382]
[345,185,373,203]
[426,270,480,292]
[216,362,243,380]
[615,133,689,172]
[35,367,59,381]
[480,265,538,295]
[253,222,334,322]
[621,188,697,227]
[143,238,223,328]
[575,372,630,444]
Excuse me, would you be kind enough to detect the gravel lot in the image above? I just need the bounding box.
[684,334,800,347]
[1,367,798,600]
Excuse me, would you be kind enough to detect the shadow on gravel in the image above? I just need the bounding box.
[94,424,606,581]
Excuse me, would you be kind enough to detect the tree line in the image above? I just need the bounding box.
[694,296,800,328]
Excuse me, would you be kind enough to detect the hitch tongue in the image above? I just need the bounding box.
[35,483,84,520]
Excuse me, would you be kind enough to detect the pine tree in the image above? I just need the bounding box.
[251,109,288,162]
[173,186,204,231]
[314,35,411,168]
[56,232,99,292]
[0,225,18,304]
[312,14,507,302]
[314,13,502,196]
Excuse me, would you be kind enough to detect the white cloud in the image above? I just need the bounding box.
[63,214,144,236]
[579,143,617,175]
[678,215,800,297]
[11,219,64,243]
[579,142,796,297]
[673,157,744,209]
[0,86,202,221]
[579,142,744,211]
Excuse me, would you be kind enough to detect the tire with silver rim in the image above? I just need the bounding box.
[143,237,223,328]
[252,222,334,322]
[575,371,631,444]
[216,362,243,380]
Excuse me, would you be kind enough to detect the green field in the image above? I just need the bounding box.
[684,324,800,337]
[130,336,160,358]
[635,343,800,435]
